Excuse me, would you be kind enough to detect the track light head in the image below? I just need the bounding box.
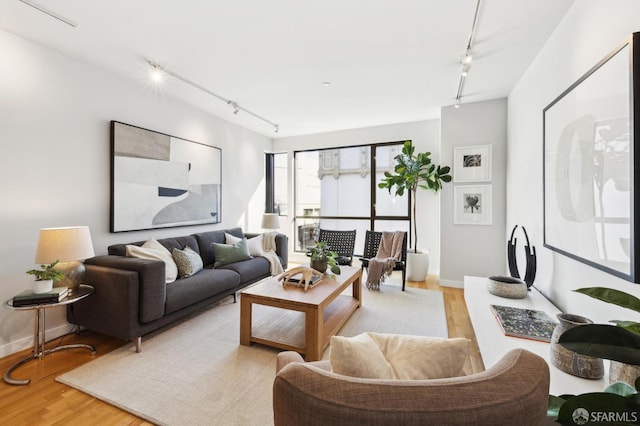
[454,98,461,108]
[461,48,473,65]
[274,125,280,134]
[461,65,470,77]
[150,63,163,82]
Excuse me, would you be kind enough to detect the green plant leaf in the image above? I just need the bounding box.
[547,394,567,418]
[558,324,640,365]
[604,381,637,396]
[575,287,640,315]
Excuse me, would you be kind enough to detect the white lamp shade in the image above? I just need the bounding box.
[34,226,95,264]
[261,213,280,230]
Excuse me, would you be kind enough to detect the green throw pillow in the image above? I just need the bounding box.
[172,246,204,278]
[211,239,251,268]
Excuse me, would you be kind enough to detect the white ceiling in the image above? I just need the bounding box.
[0,0,573,138]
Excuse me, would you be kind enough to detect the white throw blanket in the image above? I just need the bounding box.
[262,231,284,275]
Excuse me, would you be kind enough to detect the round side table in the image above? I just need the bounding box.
[3,284,96,385]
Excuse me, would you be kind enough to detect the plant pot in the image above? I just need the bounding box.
[32,279,53,294]
[406,250,429,282]
[549,313,604,379]
[609,360,640,386]
[310,259,327,273]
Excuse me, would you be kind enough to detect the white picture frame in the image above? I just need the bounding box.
[454,185,492,225]
[453,144,492,182]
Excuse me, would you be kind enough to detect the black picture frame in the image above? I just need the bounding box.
[110,121,222,233]
[543,33,640,283]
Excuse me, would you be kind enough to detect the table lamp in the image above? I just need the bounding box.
[261,213,280,230]
[34,226,95,290]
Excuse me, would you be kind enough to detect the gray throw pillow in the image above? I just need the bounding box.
[211,239,251,268]
[172,246,204,278]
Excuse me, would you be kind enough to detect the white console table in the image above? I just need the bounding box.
[464,276,608,396]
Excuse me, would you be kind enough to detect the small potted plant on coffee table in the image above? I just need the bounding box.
[307,242,341,278]
[26,260,65,294]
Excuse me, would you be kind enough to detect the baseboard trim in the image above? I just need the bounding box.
[0,323,75,359]
[438,279,464,288]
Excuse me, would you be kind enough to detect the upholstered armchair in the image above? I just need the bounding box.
[273,348,550,426]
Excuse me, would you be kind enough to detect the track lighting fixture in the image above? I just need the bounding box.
[18,0,77,28]
[148,61,280,134]
[454,0,481,109]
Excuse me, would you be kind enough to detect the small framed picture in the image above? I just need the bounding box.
[454,185,492,225]
[453,144,492,182]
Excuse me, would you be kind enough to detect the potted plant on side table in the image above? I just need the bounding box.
[26,260,65,294]
[378,140,451,282]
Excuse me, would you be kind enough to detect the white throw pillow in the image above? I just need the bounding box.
[126,238,178,283]
[330,333,395,379]
[225,232,265,256]
[329,332,470,380]
[367,332,470,380]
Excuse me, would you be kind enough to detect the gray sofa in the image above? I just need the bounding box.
[68,227,287,352]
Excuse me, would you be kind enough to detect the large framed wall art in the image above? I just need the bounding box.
[111,121,222,232]
[543,33,640,283]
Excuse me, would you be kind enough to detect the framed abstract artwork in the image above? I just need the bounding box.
[543,32,640,283]
[454,184,492,225]
[453,144,492,182]
[110,121,222,232]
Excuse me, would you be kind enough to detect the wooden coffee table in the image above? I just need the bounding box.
[239,266,362,361]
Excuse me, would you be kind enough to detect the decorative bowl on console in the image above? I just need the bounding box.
[487,275,528,299]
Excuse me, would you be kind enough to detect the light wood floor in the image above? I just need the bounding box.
[0,276,483,425]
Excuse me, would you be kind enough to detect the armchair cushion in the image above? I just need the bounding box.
[330,332,470,380]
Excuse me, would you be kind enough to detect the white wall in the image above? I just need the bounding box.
[0,29,272,357]
[440,98,508,287]
[273,120,443,273]
[507,0,640,323]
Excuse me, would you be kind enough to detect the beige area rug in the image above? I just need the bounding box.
[56,275,447,426]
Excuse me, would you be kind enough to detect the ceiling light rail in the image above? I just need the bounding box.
[454,0,481,108]
[18,0,77,27]
[148,61,280,134]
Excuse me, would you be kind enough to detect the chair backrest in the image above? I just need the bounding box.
[362,230,407,261]
[273,348,550,426]
[317,229,356,261]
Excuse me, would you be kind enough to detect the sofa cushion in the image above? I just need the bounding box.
[226,232,265,256]
[219,256,271,283]
[165,268,240,314]
[126,238,178,283]
[330,332,470,380]
[194,228,244,267]
[172,246,204,278]
[211,239,251,268]
[109,235,200,257]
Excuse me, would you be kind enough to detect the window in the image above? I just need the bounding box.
[293,142,410,253]
[266,152,287,215]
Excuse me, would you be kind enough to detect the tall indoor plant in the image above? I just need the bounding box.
[378,140,451,280]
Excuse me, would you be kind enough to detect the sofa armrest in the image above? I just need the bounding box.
[69,264,141,341]
[85,255,166,323]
